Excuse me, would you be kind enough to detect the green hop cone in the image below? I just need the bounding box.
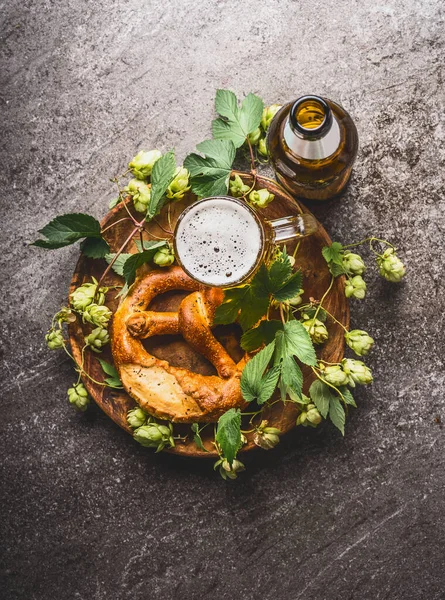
[46,329,64,350]
[84,327,110,353]
[342,358,373,387]
[247,127,262,146]
[345,329,374,356]
[133,422,174,452]
[166,167,191,200]
[125,178,151,213]
[254,422,281,450]
[70,277,108,311]
[342,252,366,275]
[217,458,245,480]
[345,275,367,299]
[287,288,304,306]
[127,407,148,429]
[261,104,282,130]
[67,383,90,412]
[82,304,112,328]
[55,307,76,324]
[377,248,406,282]
[296,404,322,428]
[249,188,275,209]
[229,174,250,198]
[258,137,268,157]
[153,246,175,267]
[322,364,350,387]
[128,149,162,180]
[302,317,329,345]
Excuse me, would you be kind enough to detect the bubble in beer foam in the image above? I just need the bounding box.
[175,199,263,286]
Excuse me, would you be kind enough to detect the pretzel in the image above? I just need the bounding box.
[111,266,249,423]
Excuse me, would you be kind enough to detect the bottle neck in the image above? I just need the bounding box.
[283,95,341,160]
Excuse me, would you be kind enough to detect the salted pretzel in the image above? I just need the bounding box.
[111,266,249,423]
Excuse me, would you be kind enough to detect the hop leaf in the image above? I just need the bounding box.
[212,89,264,148]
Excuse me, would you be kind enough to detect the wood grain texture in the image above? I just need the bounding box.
[68,172,349,457]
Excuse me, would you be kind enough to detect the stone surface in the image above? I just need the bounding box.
[1,0,444,598]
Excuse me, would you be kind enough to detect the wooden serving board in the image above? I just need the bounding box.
[68,172,349,457]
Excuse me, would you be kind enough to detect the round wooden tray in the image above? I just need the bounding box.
[68,172,349,457]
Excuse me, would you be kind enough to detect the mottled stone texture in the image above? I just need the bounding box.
[1,0,444,598]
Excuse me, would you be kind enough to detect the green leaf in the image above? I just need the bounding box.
[280,356,303,399]
[213,257,303,332]
[214,89,240,121]
[134,239,166,253]
[105,377,124,389]
[257,365,281,405]
[109,197,120,209]
[80,237,110,258]
[240,341,275,402]
[309,379,334,418]
[147,150,176,221]
[184,139,236,197]
[122,241,167,286]
[104,253,133,277]
[329,396,345,435]
[273,270,303,303]
[322,242,344,265]
[213,282,270,332]
[268,255,293,290]
[191,423,208,452]
[32,213,102,249]
[212,90,264,148]
[322,242,346,277]
[275,320,317,366]
[98,359,120,379]
[215,408,242,466]
[240,320,283,352]
[339,386,357,407]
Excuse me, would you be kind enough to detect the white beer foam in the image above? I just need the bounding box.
[175,198,263,286]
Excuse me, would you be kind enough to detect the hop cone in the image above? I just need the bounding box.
[345,329,374,356]
[128,150,162,180]
[84,327,110,353]
[261,104,282,130]
[46,329,64,350]
[249,188,275,209]
[322,364,350,387]
[345,275,367,299]
[70,278,107,311]
[153,246,175,267]
[342,252,366,275]
[125,178,151,213]
[302,318,329,345]
[127,407,148,429]
[133,422,174,452]
[342,358,373,386]
[229,174,250,198]
[67,383,90,412]
[377,248,406,282]
[83,304,112,328]
[166,167,190,200]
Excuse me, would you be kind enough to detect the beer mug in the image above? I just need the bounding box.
[173,196,317,287]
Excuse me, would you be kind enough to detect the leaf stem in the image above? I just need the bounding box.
[101,217,134,234]
[313,276,334,323]
[96,225,139,291]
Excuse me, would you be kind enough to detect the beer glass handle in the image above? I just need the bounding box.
[267,213,318,243]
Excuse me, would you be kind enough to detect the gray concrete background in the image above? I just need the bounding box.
[1,1,444,598]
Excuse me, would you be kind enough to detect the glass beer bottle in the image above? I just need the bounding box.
[267,95,358,201]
